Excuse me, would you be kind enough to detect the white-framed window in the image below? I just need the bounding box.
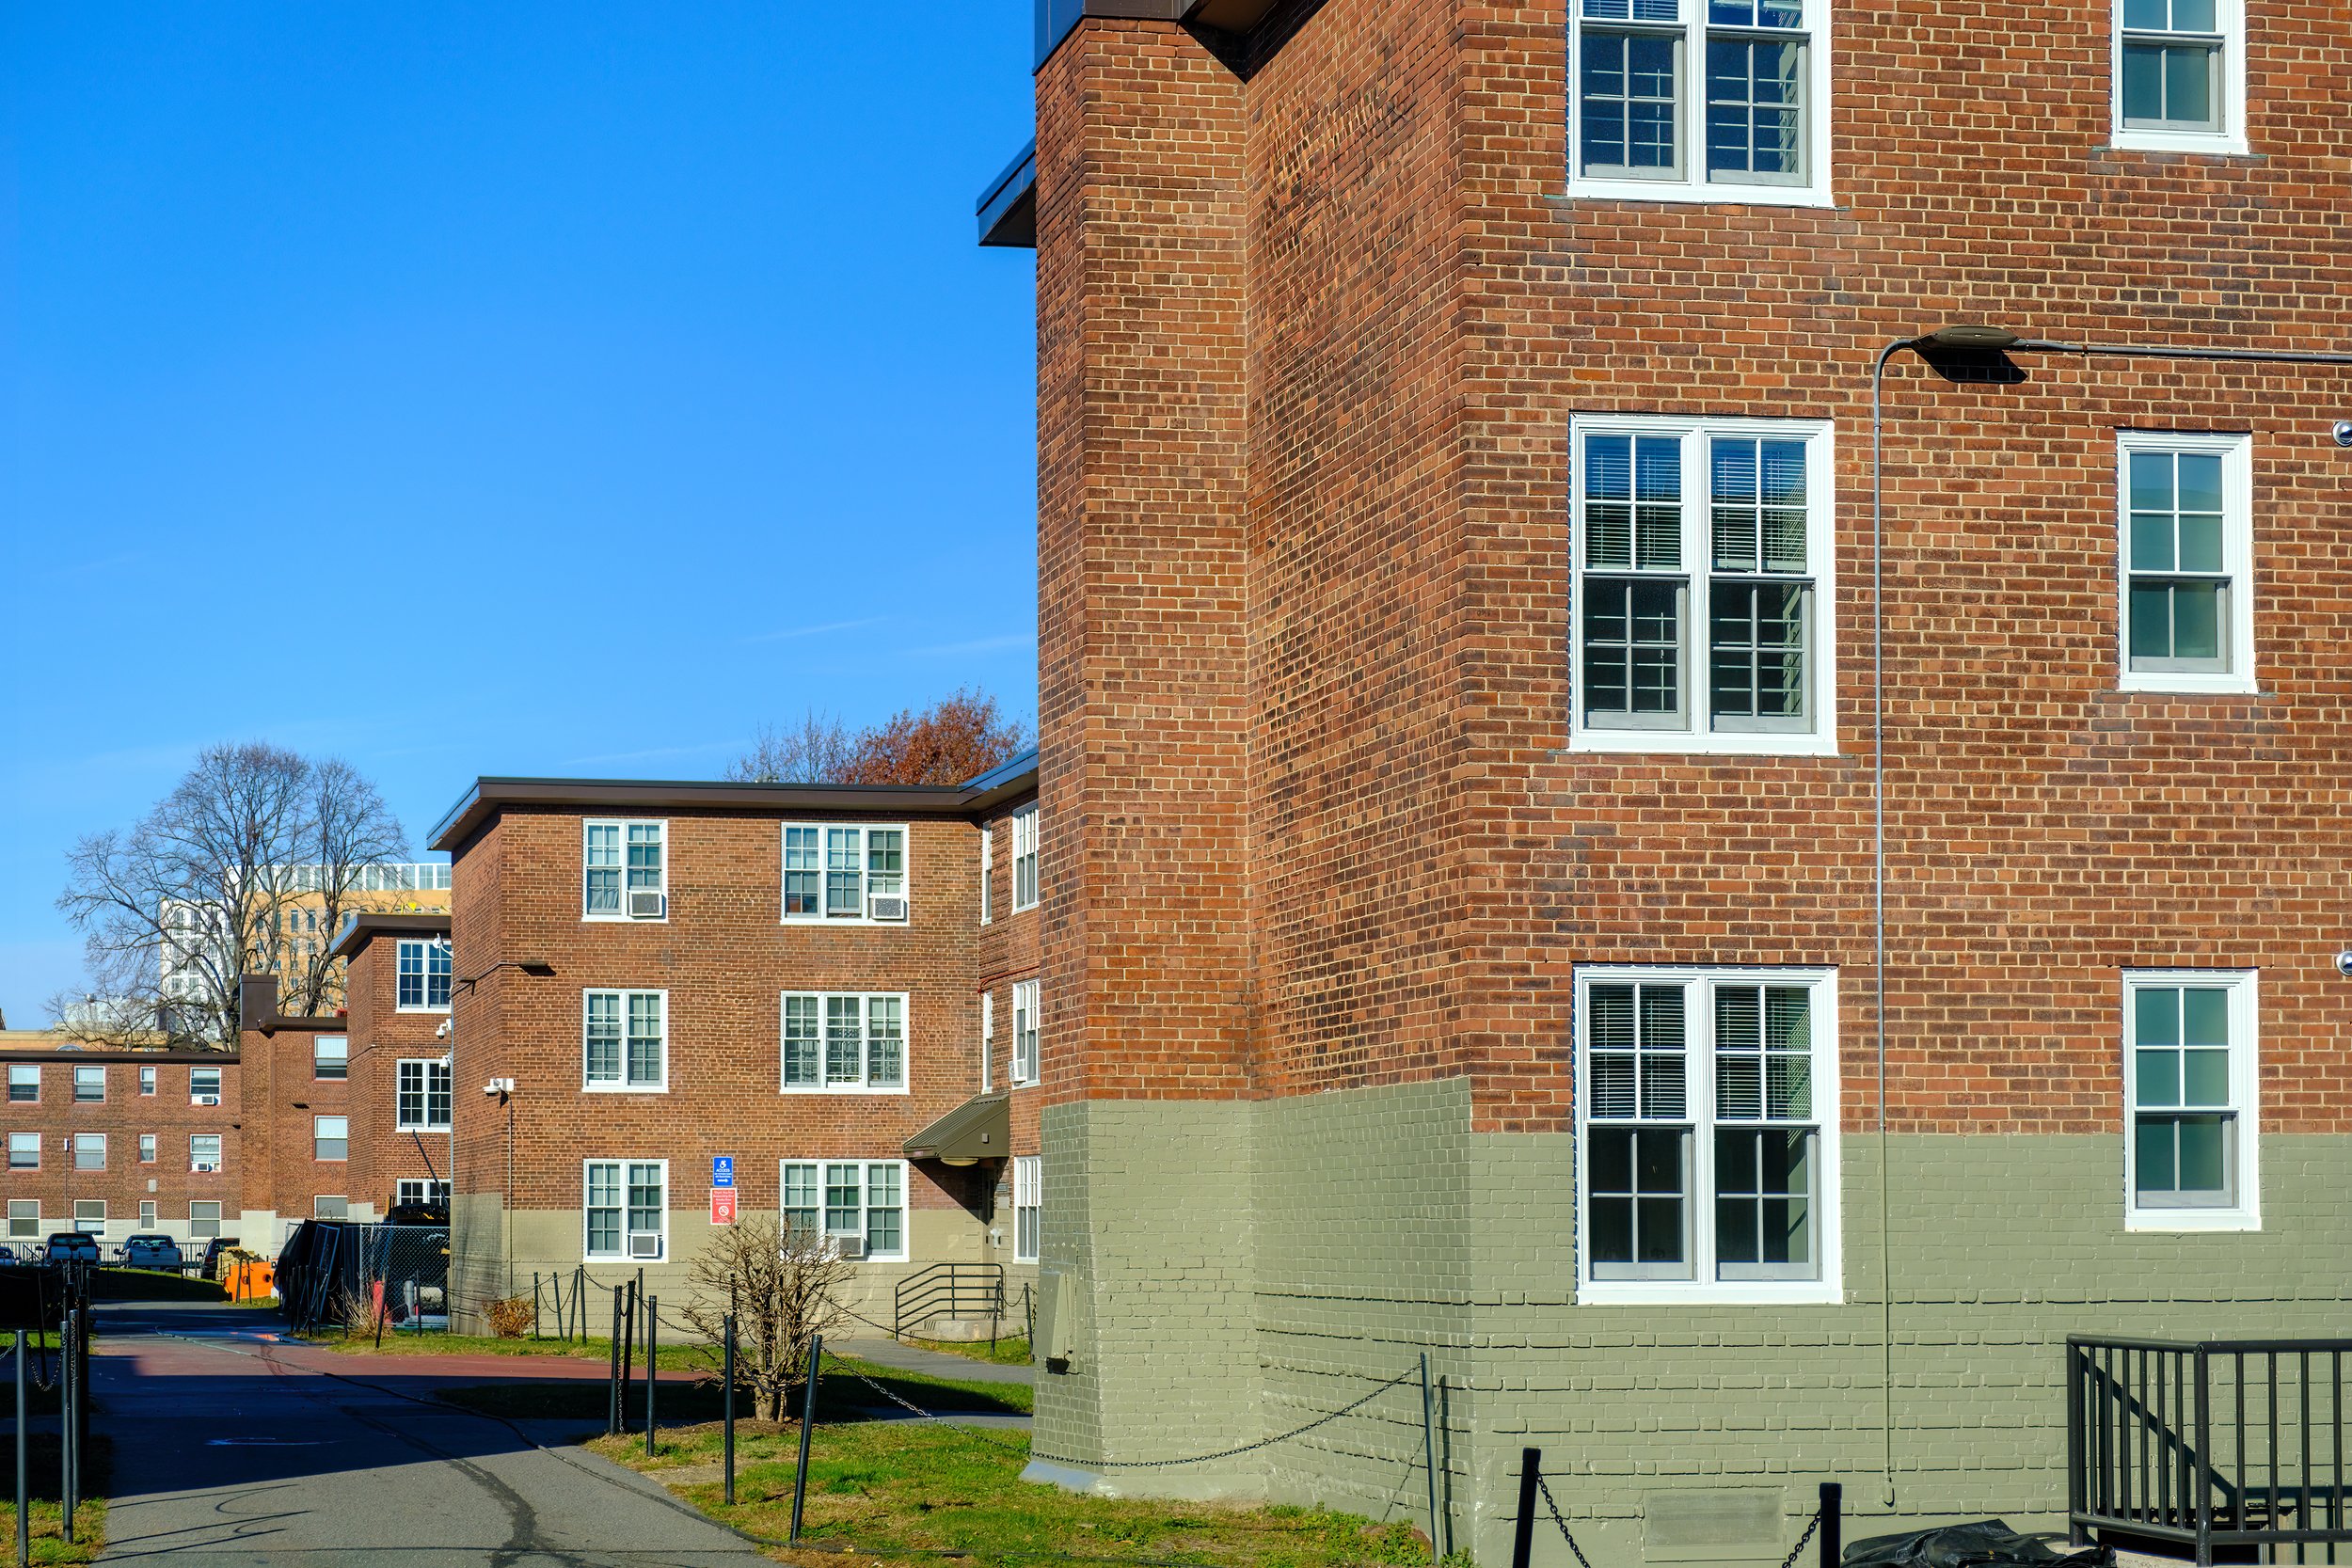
[2123,970,2259,1231]
[1574,966,1841,1305]
[313,1116,348,1162]
[314,1036,349,1080]
[980,991,995,1092]
[2117,432,2254,694]
[979,826,993,926]
[584,819,667,920]
[781,992,907,1092]
[139,1066,156,1096]
[1568,0,1831,205]
[584,990,668,1091]
[138,1134,156,1164]
[1010,979,1040,1088]
[74,1200,104,1228]
[1012,1154,1041,1264]
[1572,417,1836,753]
[190,1066,223,1102]
[397,1059,453,1130]
[190,1134,224,1170]
[1010,806,1040,912]
[73,1133,106,1172]
[397,939,453,1011]
[396,1180,452,1207]
[5,1202,35,1239]
[140,1200,157,1228]
[780,1159,907,1261]
[7,1134,37,1171]
[315,1196,349,1220]
[782,824,909,924]
[584,1160,667,1261]
[2112,0,2245,153]
[188,1201,221,1239]
[6,1067,35,1104]
[73,1066,104,1103]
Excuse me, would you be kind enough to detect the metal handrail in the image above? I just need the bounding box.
[892,1262,1005,1338]
[2069,1334,2352,1566]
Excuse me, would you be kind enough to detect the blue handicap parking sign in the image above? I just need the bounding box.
[713,1155,735,1187]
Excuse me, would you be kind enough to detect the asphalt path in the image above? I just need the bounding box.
[93,1303,767,1566]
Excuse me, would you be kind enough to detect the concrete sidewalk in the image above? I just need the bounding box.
[834,1336,1034,1386]
[94,1302,764,1566]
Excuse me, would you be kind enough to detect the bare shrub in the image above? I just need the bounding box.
[675,1214,849,1420]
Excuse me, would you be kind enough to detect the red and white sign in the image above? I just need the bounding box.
[709,1187,738,1226]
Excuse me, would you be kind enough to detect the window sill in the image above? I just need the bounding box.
[781,1085,912,1097]
[2118,675,2261,697]
[395,1125,454,1134]
[780,916,912,929]
[395,1006,454,1015]
[582,1084,670,1095]
[1568,730,1840,759]
[582,914,668,925]
[1579,1279,1845,1307]
[2125,1208,2261,1233]
[585,1253,664,1265]
[1554,182,1836,210]
[2104,131,2250,157]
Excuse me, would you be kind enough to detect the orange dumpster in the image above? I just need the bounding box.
[226,1259,275,1303]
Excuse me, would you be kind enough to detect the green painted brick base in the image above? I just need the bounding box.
[1033,1082,2352,1564]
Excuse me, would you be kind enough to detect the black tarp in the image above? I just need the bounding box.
[1846,1522,2113,1568]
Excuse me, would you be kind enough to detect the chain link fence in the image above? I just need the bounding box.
[273,1220,451,1336]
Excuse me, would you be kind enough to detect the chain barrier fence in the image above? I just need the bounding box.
[1520,1452,1838,1568]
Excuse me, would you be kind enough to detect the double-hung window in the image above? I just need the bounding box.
[979,827,993,926]
[1571,0,1828,203]
[313,1117,347,1162]
[396,939,453,1011]
[782,824,909,923]
[2113,0,2244,152]
[1010,979,1040,1088]
[5,1203,31,1239]
[585,1160,666,1260]
[2119,433,2253,693]
[138,1134,156,1164]
[1012,1154,1041,1264]
[7,1067,35,1103]
[780,1160,907,1261]
[584,819,666,919]
[980,991,995,1092]
[584,990,667,1091]
[2123,972,2258,1230]
[189,1202,221,1239]
[73,1133,106,1172]
[7,1134,37,1171]
[781,992,907,1092]
[397,1179,452,1207]
[1571,417,1835,753]
[73,1067,104,1103]
[1575,966,1840,1304]
[1010,807,1040,911]
[314,1036,348,1080]
[190,1067,223,1102]
[139,1066,155,1096]
[190,1134,223,1171]
[397,1059,454,1131]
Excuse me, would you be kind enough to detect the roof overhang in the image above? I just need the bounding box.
[902,1092,1011,1164]
[977,140,1037,248]
[330,911,453,962]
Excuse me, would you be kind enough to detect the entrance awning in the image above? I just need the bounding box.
[902,1092,1010,1164]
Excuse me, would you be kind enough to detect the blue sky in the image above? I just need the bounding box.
[0,5,1041,1018]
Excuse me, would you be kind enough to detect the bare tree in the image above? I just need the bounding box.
[54,742,409,1045]
[675,1215,849,1421]
[725,710,855,784]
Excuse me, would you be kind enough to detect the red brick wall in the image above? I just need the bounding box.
[449,806,991,1233]
[0,1053,239,1246]
[236,1019,350,1230]
[1035,5,2352,1137]
[342,930,454,1214]
[976,790,1044,1158]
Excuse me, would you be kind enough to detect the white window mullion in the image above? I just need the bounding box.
[1682,436,1712,731]
[1691,977,1720,1281]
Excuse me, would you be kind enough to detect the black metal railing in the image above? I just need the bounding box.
[2069,1334,2352,1565]
[892,1262,1004,1339]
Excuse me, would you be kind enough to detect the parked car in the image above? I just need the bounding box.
[199,1237,242,1279]
[119,1234,183,1271]
[42,1233,100,1264]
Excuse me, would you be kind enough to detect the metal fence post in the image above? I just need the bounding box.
[789,1333,822,1545]
[618,1282,636,1432]
[1820,1481,1842,1568]
[607,1287,623,1436]
[1420,1353,1441,1566]
[723,1314,738,1508]
[644,1296,658,1457]
[58,1310,73,1545]
[1511,1448,1541,1568]
[15,1327,28,1568]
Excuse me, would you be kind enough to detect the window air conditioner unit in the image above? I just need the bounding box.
[868,895,908,922]
[193,1161,220,1174]
[831,1234,866,1261]
[627,1231,662,1259]
[193,1095,220,1107]
[628,891,666,919]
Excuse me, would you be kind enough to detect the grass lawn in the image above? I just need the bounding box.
[905,1335,1034,1368]
[587,1418,1432,1568]
[0,1433,109,1564]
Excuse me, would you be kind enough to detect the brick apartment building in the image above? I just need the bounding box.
[978,0,2352,1560]
[235,977,354,1246]
[424,760,1040,1328]
[0,1032,240,1252]
[331,912,458,1217]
